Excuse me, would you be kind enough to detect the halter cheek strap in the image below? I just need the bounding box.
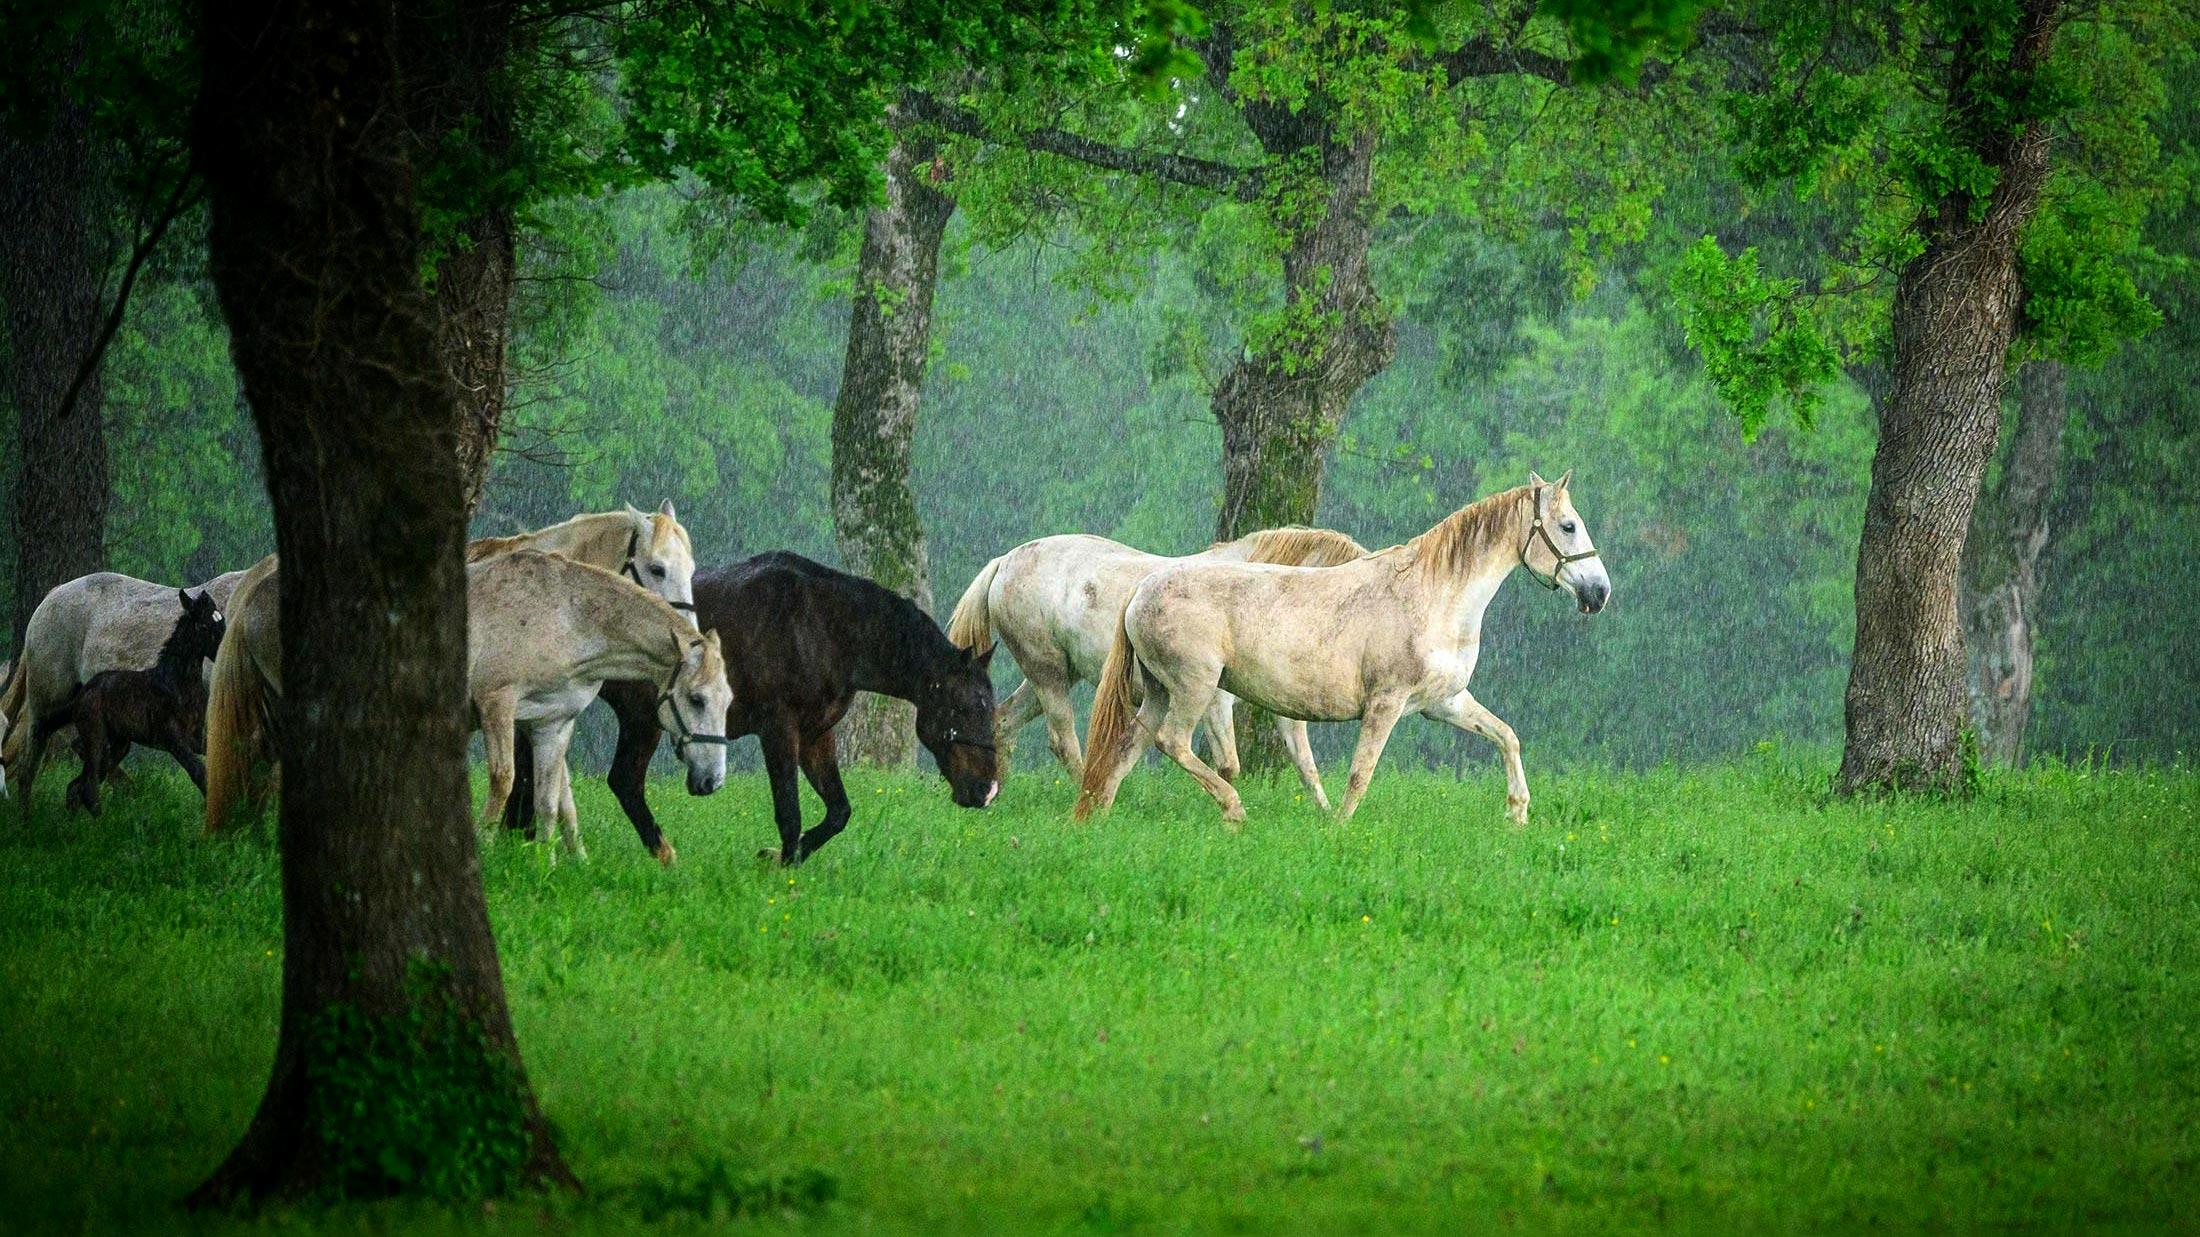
[625,529,696,612]
[1520,497,1600,591]
[657,657,730,751]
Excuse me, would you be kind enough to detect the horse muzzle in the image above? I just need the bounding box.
[1574,578,1610,615]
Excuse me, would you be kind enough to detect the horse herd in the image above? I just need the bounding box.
[0,473,1609,865]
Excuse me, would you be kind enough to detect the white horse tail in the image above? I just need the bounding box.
[945,556,1004,654]
[1075,605,1140,820]
[203,617,267,834]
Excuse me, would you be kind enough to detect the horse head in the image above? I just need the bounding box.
[917,645,999,809]
[625,500,699,620]
[173,588,229,664]
[658,627,732,796]
[1523,471,1611,614]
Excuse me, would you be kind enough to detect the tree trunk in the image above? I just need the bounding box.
[1210,124,1395,774]
[831,129,955,768]
[1959,359,2066,766]
[1836,0,2062,794]
[412,1,518,513]
[188,0,569,1205]
[1,98,113,646]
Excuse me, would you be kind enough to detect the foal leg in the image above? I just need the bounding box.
[1279,717,1331,811]
[476,691,519,839]
[67,726,105,816]
[1426,689,1530,825]
[1335,696,1410,821]
[795,729,855,860]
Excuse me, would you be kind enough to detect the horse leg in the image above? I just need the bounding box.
[1082,689,1161,818]
[14,715,52,821]
[991,680,1044,777]
[69,722,108,816]
[1426,689,1529,825]
[1279,717,1330,811]
[1147,675,1247,827]
[164,723,208,796]
[1335,696,1409,821]
[504,734,536,838]
[601,680,669,863]
[1031,673,1086,776]
[476,691,519,839]
[530,719,581,860]
[794,729,853,860]
[760,719,808,866]
[1203,692,1241,785]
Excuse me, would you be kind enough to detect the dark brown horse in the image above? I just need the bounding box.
[34,589,226,814]
[508,551,998,864]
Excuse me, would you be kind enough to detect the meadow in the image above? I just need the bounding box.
[1,755,2196,1234]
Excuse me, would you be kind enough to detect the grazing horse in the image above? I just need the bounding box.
[206,552,731,861]
[507,551,999,866]
[1077,472,1611,826]
[945,526,1367,803]
[3,569,247,812]
[32,590,226,815]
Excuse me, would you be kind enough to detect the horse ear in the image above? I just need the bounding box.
[1555,468,1573,493]
[658,499,677,519]
[974,645,995,671]
[1529,469,1548,488]
[178,588,193,609]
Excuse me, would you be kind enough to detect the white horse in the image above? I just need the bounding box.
[206,551,732,862]
[1076,473,1610,826]
[3,569,246,815]
[945,526,1366,805]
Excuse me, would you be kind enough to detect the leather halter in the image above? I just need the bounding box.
[625,529,696,612]
[657,656,729,751]
[1520,490,1600,591]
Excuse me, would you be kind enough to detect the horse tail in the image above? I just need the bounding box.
[203,613,267,834]
[1075,605,1140,820]
[946,556,1004,654]
[0,655,25,765]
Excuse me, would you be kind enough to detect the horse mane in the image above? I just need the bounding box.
[490,548,692,628]
[466,509,657,564]
[1222,525,1369,567]
[1400,485,1532,583]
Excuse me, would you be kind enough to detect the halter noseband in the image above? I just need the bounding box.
[1520,492,1600,591]
[657,657,730,752]
[625,529,696,612]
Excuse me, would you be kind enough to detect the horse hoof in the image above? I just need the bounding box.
[655,841,678,867]
[1506,798,1529,827]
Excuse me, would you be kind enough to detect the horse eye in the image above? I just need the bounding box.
[651,564,668,579]
[688,693,704,708]
[1561,521,1577,534]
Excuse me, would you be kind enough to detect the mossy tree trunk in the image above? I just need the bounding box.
[1205,53,1395,775]
[1,88,113,646]
[1959,359,2066,766]
[1837,0,2063,795]
[188,0,569,1204]
[831,124,955,768]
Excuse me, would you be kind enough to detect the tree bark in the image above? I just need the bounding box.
[2,96,113,647]
[831,128,955,768]
[1836,0,2063,794]
[409,1,519,513]
[1208,102,1395,775]
[1959,359,2066,766]
[188,0,569,1205]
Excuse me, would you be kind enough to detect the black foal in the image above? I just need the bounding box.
[34,589,226,814]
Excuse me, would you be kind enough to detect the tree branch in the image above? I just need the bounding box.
[57,169,202,423]
[902,91,1264,201]
[1437,36,1574,87]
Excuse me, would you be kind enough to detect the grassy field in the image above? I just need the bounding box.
[1,752,2196,1233]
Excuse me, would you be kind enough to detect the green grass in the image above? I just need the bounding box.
[2,753,2197,1233]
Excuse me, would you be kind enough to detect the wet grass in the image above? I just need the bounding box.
[1,752,2196,1233]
